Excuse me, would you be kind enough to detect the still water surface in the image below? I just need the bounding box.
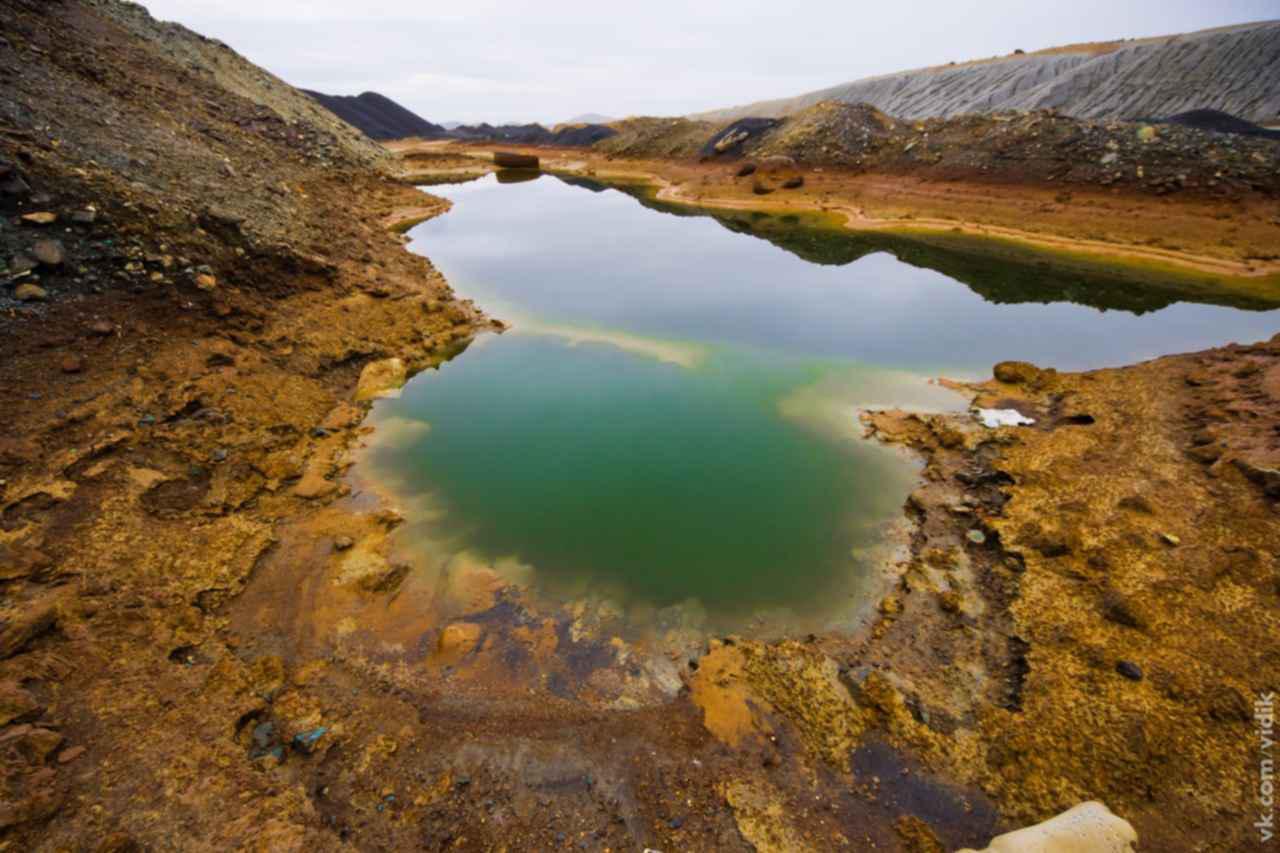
[359,174,1279,631]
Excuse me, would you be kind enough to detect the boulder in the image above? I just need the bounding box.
[492,151,539,169]
[959,801,1136,852]
[355,357,407,401]
[31,239,65,267]
[993,360,1041,385]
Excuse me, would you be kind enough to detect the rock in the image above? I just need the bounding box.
[9,254,37,275]
[492,151,539,169]
[14,283,48,302]
[735,163,757,177]
[1233,458,1280,498]
[432,622,482,666]
[0,681,42,726]
[761,155,796,171]
[993,360,1040,384]
[0,725,64,763]
[878,594,902,616]
[293,470,336,500]
[1137,125,1157,143]
[1116,660,1143,681]
[20,212,57,226]
[1,172,30,198]
[959,801,1136,853]
[355,357,407,401]
[291,726,328,754]
[966,529,987,545]
[88,319,114,336]
[333,536,354,551]
[31,239,65,267]
[782,176,805,189]
[938,590,962,613]
[61,354,84,374]
[195,273,217,291]
[1158,532,1181,547]
[57,745,86,764]
[205,340,238,366]
[71,208,98,225]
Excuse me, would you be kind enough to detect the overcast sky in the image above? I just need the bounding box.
[141,1,1276,125]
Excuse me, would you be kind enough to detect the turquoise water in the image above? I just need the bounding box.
[360,174,1279,629]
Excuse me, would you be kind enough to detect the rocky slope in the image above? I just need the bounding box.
[697,20,1280,125]
[599,101,1280,205]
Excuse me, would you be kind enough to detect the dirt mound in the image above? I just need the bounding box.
[595,116,721,159]
[303,90,448,140]
[1156,108,1280,139]
[742,101,897,164]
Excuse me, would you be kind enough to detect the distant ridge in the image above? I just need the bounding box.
[695,20,1280,125]
[302,90,447,141]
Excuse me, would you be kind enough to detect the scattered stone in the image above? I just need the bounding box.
[14,283,48,302]
[60,355,84,374]
[9,254,37,275]
[31,239,65,267]
[1159,532,1181,547]
[88,319,114,336]
[57,745,86,764]
[993,360,1041,384]
[195,273,217,291]
[782,176,805,189]
[1116,660,1143,681]
[71,208,98,225]
[292,726,328,754]
[333,536,354,551]
[735,162,757,177]
[20,211,57,226]
[966,529,987,545]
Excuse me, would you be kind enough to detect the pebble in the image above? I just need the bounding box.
[1116,660,1143,681]
[334,536,354,551]
[20,211,56,226]
[31,239,65,267]
[195,273,217,291]
[57,745,86,764]
[60,355,84,374]
[14,283,47,301]
[88,319,114,336]
[71,209,97,225]
[966,529,987,545]
[1159,532,1181,547]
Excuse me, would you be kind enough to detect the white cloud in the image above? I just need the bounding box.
[139,0,1278,124]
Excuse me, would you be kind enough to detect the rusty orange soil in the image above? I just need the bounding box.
[2,125,1278,850]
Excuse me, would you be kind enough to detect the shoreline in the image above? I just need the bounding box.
[392,139,1280,294]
